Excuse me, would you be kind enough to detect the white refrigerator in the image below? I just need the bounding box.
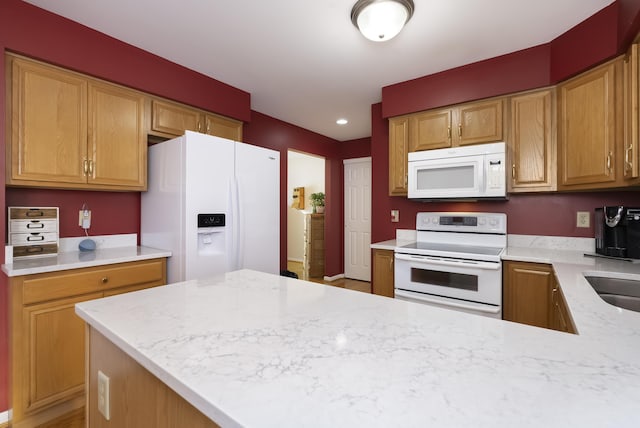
[141,131,280,284]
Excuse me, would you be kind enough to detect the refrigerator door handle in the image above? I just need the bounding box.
[235,176,244,269]
[230,176,242,270]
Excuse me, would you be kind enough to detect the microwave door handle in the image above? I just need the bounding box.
[395,253,500,270]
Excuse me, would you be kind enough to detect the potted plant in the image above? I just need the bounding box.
[310,192,325,214]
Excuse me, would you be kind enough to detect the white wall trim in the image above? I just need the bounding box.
[0,410,9,424]
[323,273,345,282]
[343,156,371,164]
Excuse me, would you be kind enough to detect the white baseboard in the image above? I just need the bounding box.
[323,273,345,282]
[0,410,9,424]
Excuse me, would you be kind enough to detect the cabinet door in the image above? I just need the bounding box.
[455,99,503,146]
[558,60,619,187]
[151,99,202,136]
[509,90,556,192]
[551,279,577,334]
[89,82,147,189]
[372,249,394,297]
[408,109,452,151]
[204,113,243,141]
[388,116,409,196]
[22,293,102,412]
[503,261,553,328]
[9,57,88,185]
[624,43,639,180]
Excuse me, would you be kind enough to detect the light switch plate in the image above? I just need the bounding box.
[391,210,399,223]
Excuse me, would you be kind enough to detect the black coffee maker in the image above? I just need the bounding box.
[595,206,640,258]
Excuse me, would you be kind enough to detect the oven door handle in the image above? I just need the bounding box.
[395,289,501,314]
[394,253,500,270]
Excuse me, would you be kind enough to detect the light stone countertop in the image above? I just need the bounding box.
[76,267,640,428]
[1,245,171,277]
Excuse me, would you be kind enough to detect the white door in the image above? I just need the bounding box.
[344,157,372,281]
[235,142,280,275]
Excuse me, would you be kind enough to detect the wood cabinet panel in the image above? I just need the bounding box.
[25,293,102,412]
[89,82,146,189]
[372,249,394,297]
[9,258,167,427]
[388,116,409,196]
[151,99,202,136]
[409,109,452,151]
[503,261,553,328]
[509,89,556,192]
[88,328,219,428]
[456,99,504,146]
[8,56,88,185]
[503,261,576,334]
[624,43,639,181]
[558,58,621,188]
[204,113,243,141]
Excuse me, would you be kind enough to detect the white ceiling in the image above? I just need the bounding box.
[25,0,614,141]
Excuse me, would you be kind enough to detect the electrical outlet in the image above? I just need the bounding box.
[391,210,399,223]
[97,370,110,420]
[577,211,590,228]
[79,210,91,229]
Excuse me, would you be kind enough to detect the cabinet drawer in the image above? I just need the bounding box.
[9,219,58,233]
[10,232,58,245]
[13,243,58,258]
[9,207,58,220]
[23,259,166,305]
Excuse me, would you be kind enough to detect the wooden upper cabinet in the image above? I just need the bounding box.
[558,58,623,189]
[150,99,243,141]
[508,89,556,192]
[455,99,504,146]
[388,116,409,196]
[8,56,88,185]
[404,98,504,154]
[7,54,147,191]
[89,82,146,189]
[624,43,640,181]
[409,109,452,151]
[150,99,202,136]
[204,112,243,141]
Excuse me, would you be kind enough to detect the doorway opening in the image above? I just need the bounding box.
[286,150,325,280]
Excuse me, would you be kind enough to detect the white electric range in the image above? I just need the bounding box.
[394,212,507,318]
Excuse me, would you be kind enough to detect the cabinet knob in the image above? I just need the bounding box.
[101,277,109,284]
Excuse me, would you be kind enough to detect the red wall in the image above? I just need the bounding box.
[383,1,640,118]
[243,112,344,275]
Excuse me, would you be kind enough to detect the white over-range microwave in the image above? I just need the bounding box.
[407,142,506,200]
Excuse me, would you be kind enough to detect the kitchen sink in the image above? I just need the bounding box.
[584,276,640,313]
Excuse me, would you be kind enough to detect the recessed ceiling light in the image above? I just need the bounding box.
[336,118,349,125]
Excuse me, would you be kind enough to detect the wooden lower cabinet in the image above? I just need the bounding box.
[372,249,394,297]
[304,214,325,278]
[9,258,167,427]
[502,261,575,333]
[87,327,219,427]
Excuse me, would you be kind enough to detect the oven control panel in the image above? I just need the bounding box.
[416,212,506,234]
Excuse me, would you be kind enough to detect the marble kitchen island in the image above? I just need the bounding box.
[76,269,640,427]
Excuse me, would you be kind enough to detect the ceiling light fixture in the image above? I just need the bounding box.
[336,118,349,125]
[351,0,415,42]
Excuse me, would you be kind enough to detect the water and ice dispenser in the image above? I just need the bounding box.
[197,213,226,256]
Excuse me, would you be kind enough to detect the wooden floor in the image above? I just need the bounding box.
[287,261,371,293]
